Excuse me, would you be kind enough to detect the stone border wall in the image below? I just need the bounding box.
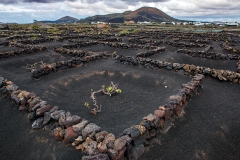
[54,47,105,57]
[30,46,165,78]
[115,55,240,84]
[0,73,204,160]
[31,52,110,78]
[99,42,160,50]
[6,34,44,40]
[62,40,99,49]
[177,48,240,60]
[220,42,240,54]
[0,44,47,59]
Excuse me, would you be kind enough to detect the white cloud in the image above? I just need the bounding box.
[0,0,240,23]
[0,4,35,12]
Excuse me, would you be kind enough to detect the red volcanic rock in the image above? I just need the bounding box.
[154,109,165,118]
[54,127,64,141]
[113,146,126,160]
[63,126,78,144]
[98,142,107,153]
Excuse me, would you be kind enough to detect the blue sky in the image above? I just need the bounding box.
[0,0,239,23]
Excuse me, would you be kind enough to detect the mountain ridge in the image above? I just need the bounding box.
[38,16,79,24]
[78,6,178,23]
[38,7,179,24]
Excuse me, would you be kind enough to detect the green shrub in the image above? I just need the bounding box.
[118,29,129,35]
[32,24,40,30]
[47,27,59,34]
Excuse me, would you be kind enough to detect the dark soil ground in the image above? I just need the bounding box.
[0,34,240,160]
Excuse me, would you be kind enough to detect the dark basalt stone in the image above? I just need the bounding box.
[0,77,5,87]
[82,123,101,139]
[32,117,44,129]
[28,112,37,120]
[122,127,141,140]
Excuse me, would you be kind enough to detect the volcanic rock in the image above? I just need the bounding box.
[50,110,65,120]
[122,126,141,140]
[32,117,44,129]
[72,120,89,134]
[107,149,118,160]
[95,131,109,143]
[82,123,101,139]
[64,126,79,144]
[36,104,53,116]
[54,127,65,141]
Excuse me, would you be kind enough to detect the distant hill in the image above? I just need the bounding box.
[78,7,178,23]
[55,16,79,23]
[39,16,79,24]
[125,7,176,22]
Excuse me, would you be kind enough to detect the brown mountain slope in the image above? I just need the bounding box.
[125,6,176,22]
[78,6,178,23]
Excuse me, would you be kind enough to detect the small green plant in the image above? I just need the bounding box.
[116,89,122,93]
[47,27,59,34]
[85,81,122,115]
[112,51,117,59]
[31,35,38,40]
[107,86,113,92]
[84,102,90,108]
[32,24,40,30]
[118,29,129,35]
[132,29,141,34]
[129,28,134,32]
[102,29,110,34]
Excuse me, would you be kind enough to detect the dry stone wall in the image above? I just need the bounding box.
[31,52,110,78]
[177,49,240,60]
[0,44,47,59]
[115,55,240,84]
[0,74,204,160]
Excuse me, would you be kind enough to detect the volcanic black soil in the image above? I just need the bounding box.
[0,34,240,160]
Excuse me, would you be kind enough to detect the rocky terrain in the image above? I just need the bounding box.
[0,25,240,160]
